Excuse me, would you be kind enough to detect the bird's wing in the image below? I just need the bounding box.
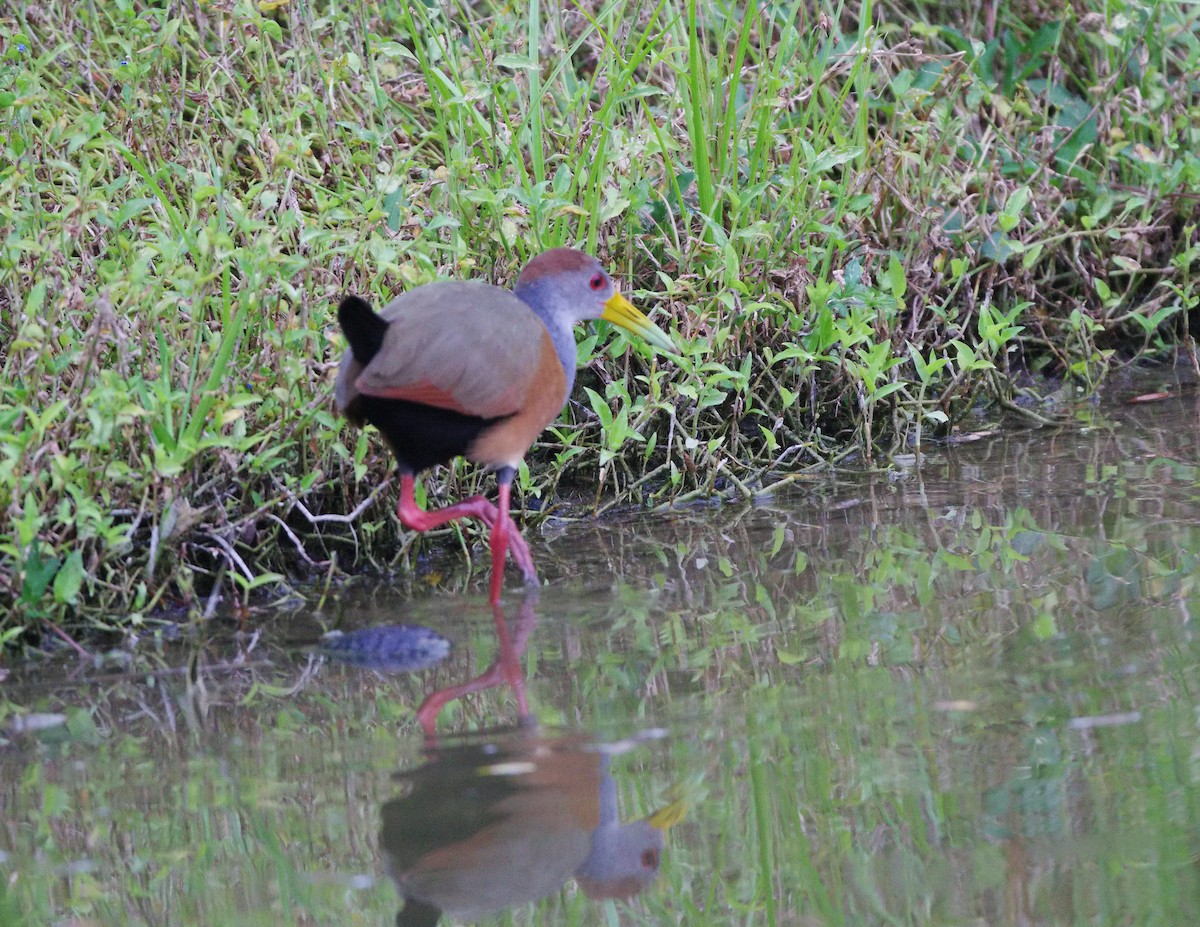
[354,282,551,420]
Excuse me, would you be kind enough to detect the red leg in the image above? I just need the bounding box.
[489,480,512,605]
[396,472,500,532]
[395,473,538,590]
[415,661,506,737]
[490,597,529,716]
[498,515,536,585]
[415,593,539,737]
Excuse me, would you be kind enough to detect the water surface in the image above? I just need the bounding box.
[2,378,1198,925]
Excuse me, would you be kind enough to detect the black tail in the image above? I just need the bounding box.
[396,898,441,927]
[338,295,389,365]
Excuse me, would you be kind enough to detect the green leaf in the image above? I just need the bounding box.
[584,387,613,430]
[770,524,786,557]
[494,54,536,70]
[809,146,863,173]
[53,551,85,605]
[908,344,949,384]
[25,279,47,316]
[871,382,906,401]
[21,541,61,605]
[1031,613,1057,640]
[1021,242,1044,269]
[885,254,907,299]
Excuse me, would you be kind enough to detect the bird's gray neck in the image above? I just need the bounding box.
[515,278,577,397]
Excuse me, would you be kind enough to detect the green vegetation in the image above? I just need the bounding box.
[1,0,1198,639]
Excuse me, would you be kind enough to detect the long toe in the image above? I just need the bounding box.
[504,522,538,584]
[397,493,502,533]
[473,502,501,529]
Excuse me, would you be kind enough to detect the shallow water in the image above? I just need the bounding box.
[2,378,1199,926]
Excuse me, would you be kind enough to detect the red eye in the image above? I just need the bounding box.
[589,273,605,291]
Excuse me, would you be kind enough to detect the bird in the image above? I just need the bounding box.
[414,595,538,737]
[335,248,674,603]
[380,727,687,926]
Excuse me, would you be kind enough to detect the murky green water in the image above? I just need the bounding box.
[3,381,1199,926]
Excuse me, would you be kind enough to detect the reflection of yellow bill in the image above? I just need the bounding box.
[601,291,676,353]
[647,797,689,831]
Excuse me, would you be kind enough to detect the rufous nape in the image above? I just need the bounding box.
[336,248,675,603]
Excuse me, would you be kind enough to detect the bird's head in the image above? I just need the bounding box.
[514,248,675,353]
[573,795,687,901]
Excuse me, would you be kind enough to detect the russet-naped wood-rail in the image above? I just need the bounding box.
[381,729,686,926]
[336,248,674,602]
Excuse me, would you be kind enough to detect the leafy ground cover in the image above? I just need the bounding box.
[0,0,1197,641]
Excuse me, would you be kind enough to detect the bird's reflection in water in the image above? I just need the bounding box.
[381,727,685,926]
[414,591,539,737]
[349,592,686,923]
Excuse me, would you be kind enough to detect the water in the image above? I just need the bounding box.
[2,380,1198,925]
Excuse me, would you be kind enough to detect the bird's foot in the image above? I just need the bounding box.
[397,492,498,532]
[455,504,537,586]
[504,526,538,586]
[396,492,538,588]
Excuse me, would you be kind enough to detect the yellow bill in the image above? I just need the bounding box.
[602,290,676,354]
[646,796,689,832]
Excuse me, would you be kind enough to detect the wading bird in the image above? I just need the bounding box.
[381,727,685,926]
[336,248,674,602]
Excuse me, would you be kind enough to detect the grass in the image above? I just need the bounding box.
[1,0,1198,641]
